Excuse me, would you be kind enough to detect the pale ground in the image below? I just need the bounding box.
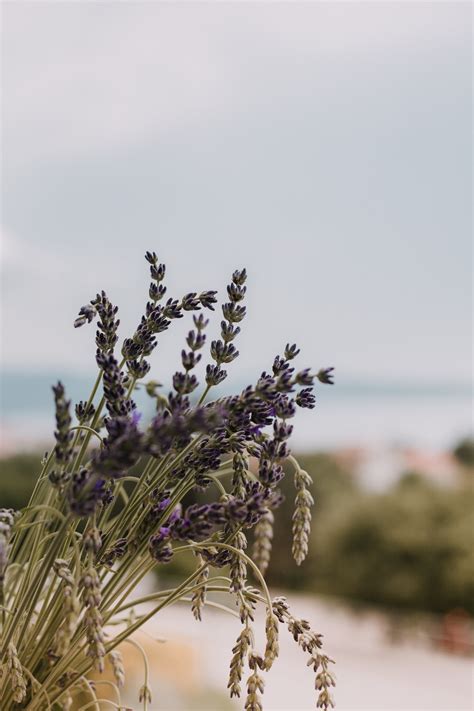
[113,580,473,711]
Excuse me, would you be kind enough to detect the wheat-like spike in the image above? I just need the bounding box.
[108,650,125,688]
[7,643,27,704]
[244,652,265,711]
[230,530,247,592]
[263,610,279,671]
[272,596,336,709]
[54,584,80,657]
[292,468,314,565]
[252,510,274,575]
[191,556,209,621]
[81,565,105,672]
[228,625,253,698]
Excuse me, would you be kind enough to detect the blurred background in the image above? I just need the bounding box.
[1,2,472,709]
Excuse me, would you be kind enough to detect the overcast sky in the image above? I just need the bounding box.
[1,1,472,386]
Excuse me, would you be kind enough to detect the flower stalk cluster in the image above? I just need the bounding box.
[0,251,335,710]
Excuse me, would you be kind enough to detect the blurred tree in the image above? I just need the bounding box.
[453,437,474,467]
[0,453,41,510]
[305,472,474,614]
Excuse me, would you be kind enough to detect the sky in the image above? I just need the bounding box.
[1,1,472,389]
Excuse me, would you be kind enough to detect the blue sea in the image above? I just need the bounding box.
[1,370,471,454]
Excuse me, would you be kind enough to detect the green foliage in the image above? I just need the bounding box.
[0,453,40,510]
[453,437,474,467]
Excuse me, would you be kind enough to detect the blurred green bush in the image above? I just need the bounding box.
[0,453,41,509]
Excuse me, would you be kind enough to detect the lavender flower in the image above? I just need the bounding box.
[92,291,120,355]
[49,382,74,486]
[1,251,336,711]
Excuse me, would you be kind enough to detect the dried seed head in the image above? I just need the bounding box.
[108,650,125,688]
[263,611,279,671]
[272,596,336,709]
[7,643,27,704]
[252,509,274,575]
[245,652,265,711]
[83,527,102,555]
[238,589,257,624]
[191,556,209,621]
[54,584,80,657]
[81,565,105,672]
[292,468,314,566]
[0,509,16,591]
[139,684,152,704]
[310,654,336,709]
[230,530,247,593]
[228,625,253,698]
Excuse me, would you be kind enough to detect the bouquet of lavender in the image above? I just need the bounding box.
[0,252,335,710]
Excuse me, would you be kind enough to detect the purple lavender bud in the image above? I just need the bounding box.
[75,400,96,424]
[227,282,246,303]
[67,469,106,517]
[255,374,278,401]
[206,364,227,387]
[102,537,128,567]
[182,292,201,311]
[221,321,241,343]
[130,410,142,426]
[144,251,158,265]
[74,304,97,328]
[150,263,166,282]
[171,502,227,542]
[276,370,295,393]
[163,298,183,319]
[272,356,291,375]
[273,396,296,419]
[232,268,247,286]
[259,461,284,485]
[295,369,314,386]
[91,415,142,479]
[199,290,218,310]
[92,292,120,354]
[172,372,199,395]
[295,388,316,409]
[146,307,171,334]
[97,352,136,418]
[181,350,201,371]
[193,313,209,330]
[187,330,207,351]
[222,303,246,323]
[127,359,151,379]
[149,531,173,563]
[149,282,167,302]
[317,367,335,385]
[52,382,73,472]
[284,343,300,360]
[273,420,293,442]
[121,338,141,360]
[211,340,239,365]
